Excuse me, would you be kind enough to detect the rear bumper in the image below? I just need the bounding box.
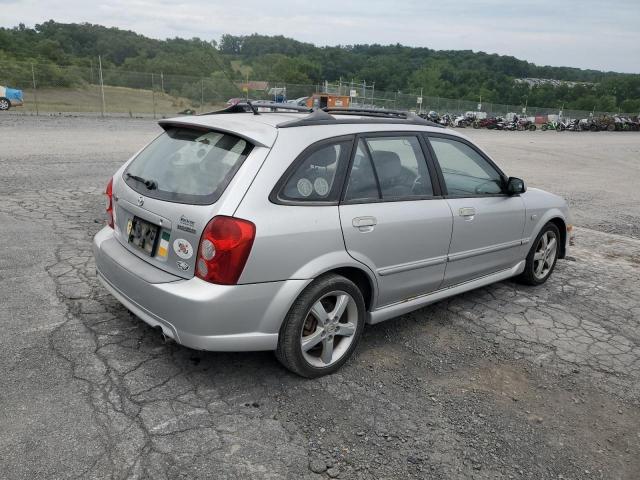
[93,226,309,351]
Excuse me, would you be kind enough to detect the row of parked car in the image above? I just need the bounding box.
[419,111,640,132]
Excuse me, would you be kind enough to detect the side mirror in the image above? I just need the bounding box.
[506,177,526,195]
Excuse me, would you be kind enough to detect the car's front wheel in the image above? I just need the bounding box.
[0,97,11,111]
[517,222,560,285]
[276,274,365,378]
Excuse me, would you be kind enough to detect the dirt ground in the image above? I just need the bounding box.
[0,115,638,479]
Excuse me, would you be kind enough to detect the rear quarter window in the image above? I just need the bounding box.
[273,138,352,204]
[124,127,253,205]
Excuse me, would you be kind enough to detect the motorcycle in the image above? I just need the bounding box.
[595,115,616,131]
[517,119,537,131]
[580,118,599,131]
[564,119,582,132]
[502,119,518,131]
[541,121,563,131]
[439,114,454,127]
[474,117,502,129]
[452,114,470,128]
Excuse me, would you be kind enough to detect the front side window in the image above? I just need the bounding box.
[278,140,351,202]
[345,136,433,202]
[428,137,504,196]
[124,127,252,204]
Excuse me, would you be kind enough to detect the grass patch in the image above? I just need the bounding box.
[12,85,225,116]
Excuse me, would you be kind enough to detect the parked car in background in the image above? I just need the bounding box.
[288,96,309,106]
[0,85,23,110]
[225,97,244,107]
[93,103,573,377]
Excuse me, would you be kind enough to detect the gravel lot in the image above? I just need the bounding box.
[1,115,639,480]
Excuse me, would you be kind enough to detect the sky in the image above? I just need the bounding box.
[1,0,639,73]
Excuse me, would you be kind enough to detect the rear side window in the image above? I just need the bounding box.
[345,136,434,202]
[277,140,352,203]
[344,141,379,201]
[124,127,253,205]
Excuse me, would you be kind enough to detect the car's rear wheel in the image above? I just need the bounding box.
[517,223,560,286]
[0,98,10,111]
[276,274,365,378]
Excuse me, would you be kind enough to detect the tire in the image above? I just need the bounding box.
[541,124,547,131]
[473,122,480,129]
[516,222,561,286]
[529,124,537,131]
[607,123,615,131]
[275,274,366,378]
[0,97,10,111]
[590,124,598,132]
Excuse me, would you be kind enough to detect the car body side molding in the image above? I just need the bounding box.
[368,260,526,324]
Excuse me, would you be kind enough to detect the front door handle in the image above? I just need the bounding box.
[459,207,476,218]
[353,216,377,232]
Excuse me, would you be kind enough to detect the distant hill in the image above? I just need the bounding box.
[1,21,639,112]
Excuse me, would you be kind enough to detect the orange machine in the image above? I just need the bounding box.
[306,93,350,109]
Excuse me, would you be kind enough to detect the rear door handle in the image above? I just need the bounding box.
[353,216,377,232]
[459,207,476,218]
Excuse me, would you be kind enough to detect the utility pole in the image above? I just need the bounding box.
[31,63,39,116]
[200,78,204,112]
[98,55,106,117]
[151,73,156,119]
[371,82,375,109]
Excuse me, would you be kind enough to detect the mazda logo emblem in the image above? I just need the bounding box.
[137,195,144,206]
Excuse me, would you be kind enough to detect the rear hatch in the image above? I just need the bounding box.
[112,125,255,279]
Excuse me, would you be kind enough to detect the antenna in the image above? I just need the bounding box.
[245,99,259,115]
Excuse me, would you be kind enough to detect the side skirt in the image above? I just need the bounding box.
[367,260,526,325]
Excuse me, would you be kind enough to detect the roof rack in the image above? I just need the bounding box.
[277,107,444,128]
[200,100,312,116]
[197,101,444,129]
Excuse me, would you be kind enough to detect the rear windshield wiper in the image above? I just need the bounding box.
[126,173,157,190]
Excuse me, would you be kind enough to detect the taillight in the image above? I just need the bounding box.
[196,216,256,285]
[105,177,114,228]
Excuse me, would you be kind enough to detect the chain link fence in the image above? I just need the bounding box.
[0,61,635,121]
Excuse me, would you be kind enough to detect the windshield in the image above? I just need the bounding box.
[124,127,253,205]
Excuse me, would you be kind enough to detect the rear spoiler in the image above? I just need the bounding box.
[157,119,270,148]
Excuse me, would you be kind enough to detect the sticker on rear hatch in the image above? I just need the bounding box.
[177,215,197,234]
[157,231,170,261]
[173,238,193,259]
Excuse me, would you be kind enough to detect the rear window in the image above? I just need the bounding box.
[124,127,253,205]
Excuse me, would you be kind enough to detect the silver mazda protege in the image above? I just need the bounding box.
[93,103,573,377]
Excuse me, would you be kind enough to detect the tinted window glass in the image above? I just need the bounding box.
[345,140,380,201]
[124,128,252,205]
[280,141,350,202]
[429,137,504,195]
[365,136,433,199]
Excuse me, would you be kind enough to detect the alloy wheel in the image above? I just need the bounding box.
[300,291,358,367]
[533,231,558,280]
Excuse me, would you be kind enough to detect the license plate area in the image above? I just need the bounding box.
[127,216,160,257]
